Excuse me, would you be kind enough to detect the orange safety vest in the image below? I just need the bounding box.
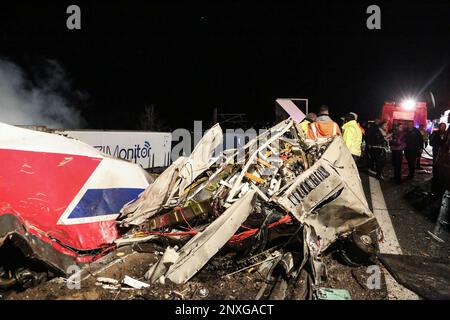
[308,121,341,140]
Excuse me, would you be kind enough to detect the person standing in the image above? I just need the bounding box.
[418,124,429,147]
[349,112,365,135]
[429,123,447,167]
[416,124,428,169]
[342,113,363,159]
[389,123,405,184]
[404,122,424,179]
[300,112,317,138]
[368,121,389,180]
[365,119,381,171]
[308,105,341,141]
[431,124,449,194]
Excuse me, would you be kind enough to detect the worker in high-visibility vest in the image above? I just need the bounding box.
[349,112,365,135]
[342,113,363,157]
[308,105,341,141]
[299,112,317,137]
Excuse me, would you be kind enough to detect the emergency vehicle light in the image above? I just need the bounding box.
[401,99,416,110]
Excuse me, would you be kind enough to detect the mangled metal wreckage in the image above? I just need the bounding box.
[0,117,379,297]
[116,119,379,292]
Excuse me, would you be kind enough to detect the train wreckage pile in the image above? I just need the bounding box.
[114,119,380,297]
[0,116,380,299]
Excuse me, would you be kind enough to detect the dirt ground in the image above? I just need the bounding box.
[3,243,387,300]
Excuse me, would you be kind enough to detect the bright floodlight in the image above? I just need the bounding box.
[402,99,416,110]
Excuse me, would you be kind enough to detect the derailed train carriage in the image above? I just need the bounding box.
[0,114,380,297]
[117,119,380,297]
[0,122,151,289]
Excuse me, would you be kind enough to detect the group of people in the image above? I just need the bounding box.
[300,105,343,141]
[299,105,449,185]
[366,120,450,183]
[366,121,425,183]
[300,105,364,158]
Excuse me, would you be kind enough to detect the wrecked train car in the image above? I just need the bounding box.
[117,118,380,293]
[0,122,151,288]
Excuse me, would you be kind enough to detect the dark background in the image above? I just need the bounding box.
[1,0,449,130]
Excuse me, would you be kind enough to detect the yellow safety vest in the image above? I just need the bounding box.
[300,120,311,137]
[342,120,362,156]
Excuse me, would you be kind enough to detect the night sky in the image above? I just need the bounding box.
[1,0,450,130]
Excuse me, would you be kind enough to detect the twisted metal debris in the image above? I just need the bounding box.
[117,117,379,292]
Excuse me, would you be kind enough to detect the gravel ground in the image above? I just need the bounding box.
[4,247,387,300]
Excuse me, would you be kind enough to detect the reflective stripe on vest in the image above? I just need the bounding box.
[311,123,318,139]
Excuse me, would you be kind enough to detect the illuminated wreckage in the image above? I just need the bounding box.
[0,113,380,296]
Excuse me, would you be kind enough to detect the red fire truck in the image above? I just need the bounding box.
[380,100,427,131]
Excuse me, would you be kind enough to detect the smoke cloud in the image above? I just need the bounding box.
[0,59,86,128]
